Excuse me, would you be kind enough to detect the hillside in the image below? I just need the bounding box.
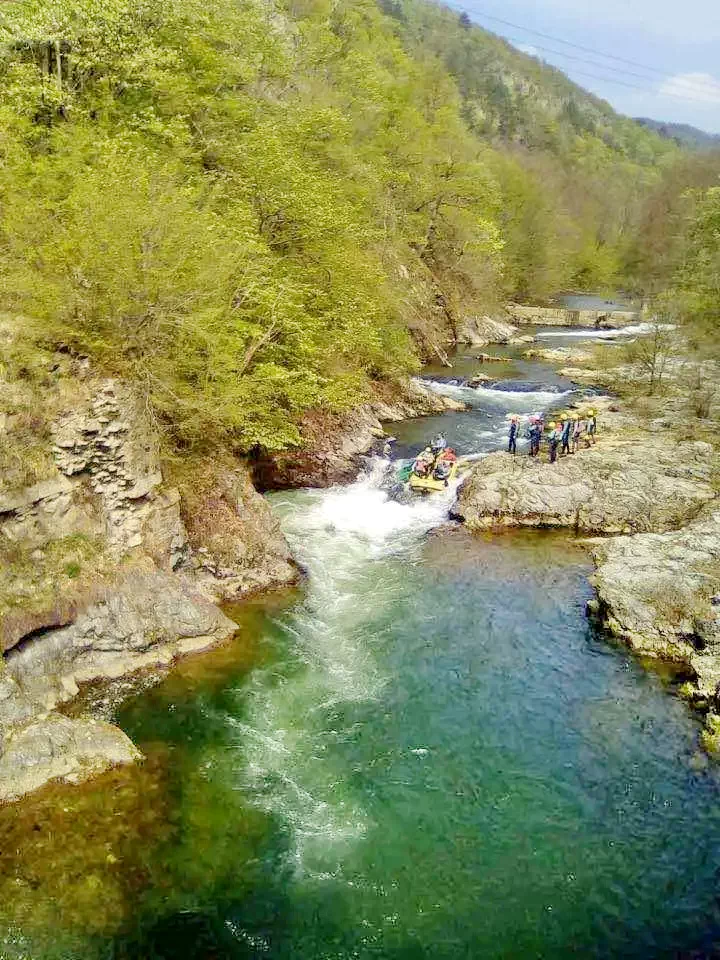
[0,0,690,455]
[385,0,669,162]
[635,118,720,150]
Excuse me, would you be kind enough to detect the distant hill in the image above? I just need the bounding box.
[382,0,672,164]
[635,118,720,150]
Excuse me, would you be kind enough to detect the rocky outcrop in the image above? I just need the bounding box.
[0,564,237,801]
[0,376,298,802]
[456,315,517,346]
[179,462,299,602]
[253,380,466,490]
[0,715,140,804]
[589,507,720,748]
[524,346,596,365]
[453,419,715,535]
[1,564,237,719]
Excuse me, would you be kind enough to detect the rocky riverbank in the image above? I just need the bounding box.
[252,379,466,490]
[0,368,299,801]
[453,392,720,752]
[0,339,464,801]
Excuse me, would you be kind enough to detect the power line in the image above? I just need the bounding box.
[497,34,720,104]
[469,7,720,97]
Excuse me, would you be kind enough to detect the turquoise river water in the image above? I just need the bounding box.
[1,325,720,959]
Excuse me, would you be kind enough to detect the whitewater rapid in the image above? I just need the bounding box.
[229,375,574,877]
[535,322,675,340]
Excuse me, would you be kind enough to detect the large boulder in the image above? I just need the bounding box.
[0,715,140,804]
[589,507,720,751]
[453,427,715,535]
[456,315,517,346]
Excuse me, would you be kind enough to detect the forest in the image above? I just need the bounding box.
[0,0,718,452]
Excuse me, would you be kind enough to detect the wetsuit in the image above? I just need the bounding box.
[549,428,561,464]
[587,415,597,444]
[529,424,541,457]
[560,420,571,455]
[572,421,582,454]
[508,421,518,455]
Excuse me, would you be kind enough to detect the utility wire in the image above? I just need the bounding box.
[498,33,720,104]
[469,7,720,97]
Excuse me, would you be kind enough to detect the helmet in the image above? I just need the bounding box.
[588,409,595,416]
[571,414,579,420]
[560,414,568,421]
[548,421,556,429]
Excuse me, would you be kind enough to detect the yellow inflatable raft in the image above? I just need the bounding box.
[408,459,459,492]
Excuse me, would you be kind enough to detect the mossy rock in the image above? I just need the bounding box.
[700,713,720,757]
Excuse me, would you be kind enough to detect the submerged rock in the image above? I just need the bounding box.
[0,715,140,804]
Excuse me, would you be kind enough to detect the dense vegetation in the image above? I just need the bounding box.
[0,0,716,453]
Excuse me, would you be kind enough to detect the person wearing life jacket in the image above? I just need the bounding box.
[430,433,447,456]
[560,415,572,456]
[546,421,561,464]
[527,417,542,457]
[586,409,597,445]
[413,447,434,477]
[508,415,519,455]
[571,413,583,454]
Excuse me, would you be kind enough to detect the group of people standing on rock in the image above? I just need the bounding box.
[508,409,597,463]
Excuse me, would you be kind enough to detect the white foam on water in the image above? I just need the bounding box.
[536,322,675,340]
[226,366,571,877]
[420,376,571,413]
[470,384,572,409]
[231,458,465,877]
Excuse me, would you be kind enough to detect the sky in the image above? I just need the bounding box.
[445,0,720,133]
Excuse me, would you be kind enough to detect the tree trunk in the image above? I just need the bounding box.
[55,40,62,89]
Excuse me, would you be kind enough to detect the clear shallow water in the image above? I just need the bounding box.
[2,339,720,959]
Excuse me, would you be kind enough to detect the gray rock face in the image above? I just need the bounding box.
[454,429,715,535]
[0,565,236,802]
[590,508,720,690]
[51,380,187,563]
[2,566,238,721]
[0,715,140,803]
[456,315,518,346]
[0,377,297,802]
[254,380,466,490]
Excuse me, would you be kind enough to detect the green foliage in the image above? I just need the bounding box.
[671,186,720,352]
[0,0,701,453]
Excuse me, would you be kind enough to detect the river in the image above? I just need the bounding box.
[2,326,720,959]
